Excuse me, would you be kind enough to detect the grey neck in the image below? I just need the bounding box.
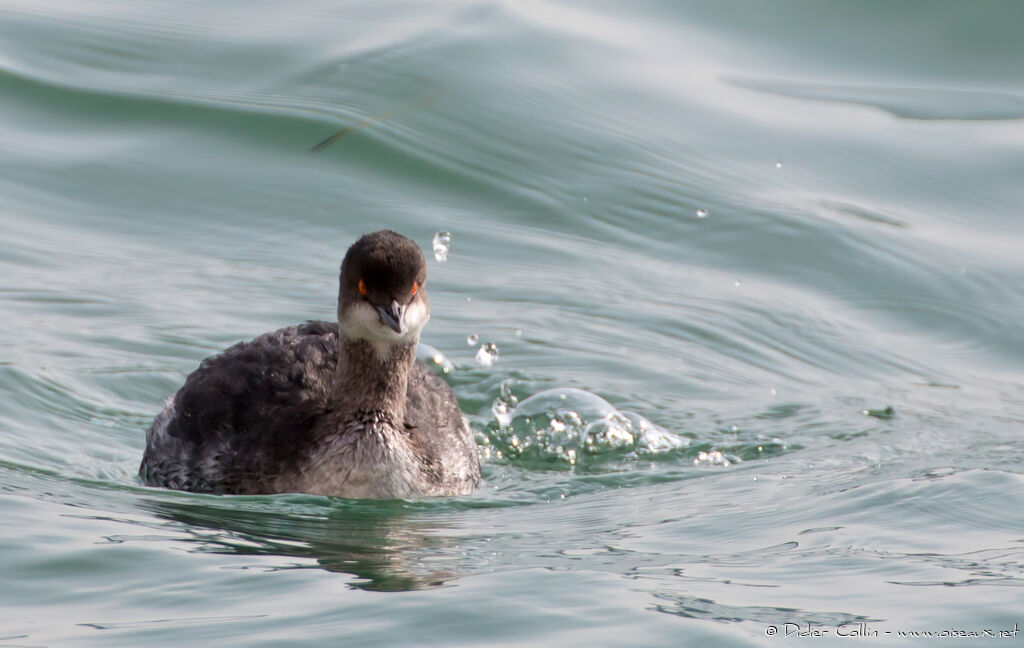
[331,335,416,426]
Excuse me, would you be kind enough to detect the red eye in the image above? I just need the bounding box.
[358,279,368,296]
[410,282,419,296]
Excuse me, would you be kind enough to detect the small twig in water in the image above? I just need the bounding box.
[310,94,440,152]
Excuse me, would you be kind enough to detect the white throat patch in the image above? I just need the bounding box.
[340,299,429,353]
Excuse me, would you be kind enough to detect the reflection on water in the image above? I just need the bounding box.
[725,75,1024,121]
[135,496,464,592]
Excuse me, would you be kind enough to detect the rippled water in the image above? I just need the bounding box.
[2,1,1023,645]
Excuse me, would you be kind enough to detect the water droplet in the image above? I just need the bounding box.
[514,329,523,337]
[491,399,511,427]
[730,425,739,432]
[432,354,443,365]
[696,208,708,218]
[466,334,479,346]
[733,280,742,288]
[432,231,452,262]
[775,161,783,169]
[475,342,499,367]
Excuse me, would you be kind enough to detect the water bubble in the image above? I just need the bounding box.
[493,388,687,468]
[775,161,783,169]
[475,342,499,367]
[696,208,709,218]
[432,231,452,262]
[466,334,479,346]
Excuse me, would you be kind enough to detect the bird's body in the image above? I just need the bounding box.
[139,231,480,498]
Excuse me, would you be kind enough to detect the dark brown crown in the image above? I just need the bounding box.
[339,230,427,307]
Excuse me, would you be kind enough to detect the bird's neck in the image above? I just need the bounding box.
[331,336,416,426]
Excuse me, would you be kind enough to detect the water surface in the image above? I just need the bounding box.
[2,1,1023,645]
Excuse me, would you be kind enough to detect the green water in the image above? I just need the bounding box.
[2,1,1023,645]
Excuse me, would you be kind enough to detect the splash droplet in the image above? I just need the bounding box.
[775,161,783,169]
[475,342,499,367]
[466,334,479,346]
[696,208,708,218]
[694,449,732,467]
[416,342,453,376]
[491,399,512,427]
[432,231,452,262]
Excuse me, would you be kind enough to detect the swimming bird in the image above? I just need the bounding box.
[139,230,480,498]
